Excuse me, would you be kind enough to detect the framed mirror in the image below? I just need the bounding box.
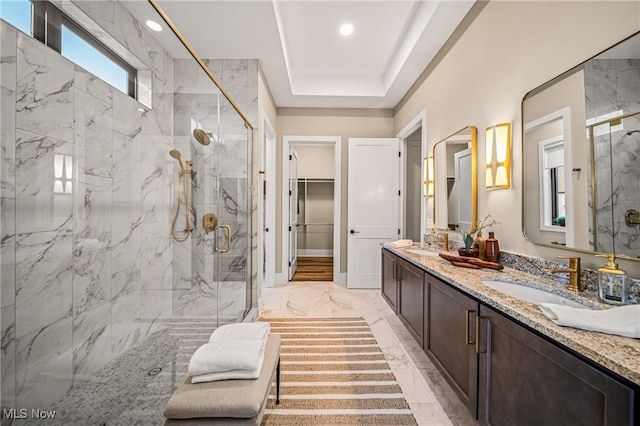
[433,126,478,233]
[522,31,640,260]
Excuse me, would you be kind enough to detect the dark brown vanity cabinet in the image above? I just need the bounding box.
[381,249,398,313]
[425,275,479,417]
[381,250,425,344]
[380,249,636,424]
[476,304,635,426]
[397,258,425,346]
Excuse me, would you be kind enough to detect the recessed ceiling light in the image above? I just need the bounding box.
[339,23,354,36]
[146,20,162,32]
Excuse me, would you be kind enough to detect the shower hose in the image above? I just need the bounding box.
[171,168,192,242]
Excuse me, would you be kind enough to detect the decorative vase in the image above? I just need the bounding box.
[485,231,500,263]
[472,232,486,260]
[458,248,479,258]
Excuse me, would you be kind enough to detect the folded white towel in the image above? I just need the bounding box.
[383,239,413,249]
[539,303,640,338]
[191,350,265,383]
[209,322,270,343]
[188,338,268,376]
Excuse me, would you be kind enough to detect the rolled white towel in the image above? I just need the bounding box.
[188,337,268,376]
[539,303,640,338]
[191,349,265,383]
[383,239,413,249]
[209,322,270,343]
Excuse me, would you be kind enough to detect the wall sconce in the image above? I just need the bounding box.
[485,123,511,190]
[424,156,434,197]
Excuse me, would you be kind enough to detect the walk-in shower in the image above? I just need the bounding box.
[169,149,193,242]
[0,0,255,415]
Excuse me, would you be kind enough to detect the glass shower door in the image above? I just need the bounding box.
[174,62,252,327]
[210,93,251,325]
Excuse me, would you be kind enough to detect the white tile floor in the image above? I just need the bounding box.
[260,281,479,426]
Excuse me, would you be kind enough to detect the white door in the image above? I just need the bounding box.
[288,147,299,279]
[454,148,472,232]
[347,138,400,289]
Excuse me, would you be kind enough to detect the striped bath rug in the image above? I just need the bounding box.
[258,317,417,425]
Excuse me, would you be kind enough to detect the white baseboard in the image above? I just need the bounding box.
[338,273,347,284]
[345,273,381,289]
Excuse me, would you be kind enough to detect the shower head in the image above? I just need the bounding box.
[627,130,640,136]
[169,149,186,171]
[193,128,214,146]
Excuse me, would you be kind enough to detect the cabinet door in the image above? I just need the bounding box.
[477,304,635,426]
[398,258,425,345]
[381,249,398,312]
[425,275,479,417]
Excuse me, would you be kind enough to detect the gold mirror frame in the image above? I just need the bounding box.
[521,30,640,261]
[432,126,478,234]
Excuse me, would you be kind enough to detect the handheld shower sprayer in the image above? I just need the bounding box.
[169,149,193,242]
[169,149,186,172]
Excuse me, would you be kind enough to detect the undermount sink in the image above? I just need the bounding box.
[406,249,440,257]
[481,280,589,308]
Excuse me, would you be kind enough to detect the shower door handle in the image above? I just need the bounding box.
[216,225,232,254]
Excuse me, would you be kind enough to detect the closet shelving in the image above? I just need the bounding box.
[296,178,334,256]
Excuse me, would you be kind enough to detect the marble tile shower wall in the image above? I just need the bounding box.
[584,59,640,256]
[0,0,175,410]
[172,59,258,320]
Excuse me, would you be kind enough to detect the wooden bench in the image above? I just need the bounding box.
[163,334,281,425]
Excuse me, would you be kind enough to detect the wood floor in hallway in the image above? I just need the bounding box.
[291,256,333,281]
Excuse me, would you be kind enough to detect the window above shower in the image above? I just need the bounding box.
[1,0,139,101]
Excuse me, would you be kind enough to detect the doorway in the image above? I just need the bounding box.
[282,136,342,284]
[404,128,422,241]
[397,110,427,241]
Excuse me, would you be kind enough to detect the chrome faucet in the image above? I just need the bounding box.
[545,256,582,292]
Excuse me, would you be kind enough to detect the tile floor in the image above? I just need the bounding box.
[260,281,479,426]
[29,281,478,426]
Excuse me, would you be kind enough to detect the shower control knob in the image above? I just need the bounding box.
[203,213,218,234]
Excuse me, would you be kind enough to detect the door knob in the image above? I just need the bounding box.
[350,229,359,234]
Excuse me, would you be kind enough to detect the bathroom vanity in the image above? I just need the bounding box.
[381,246,639,425]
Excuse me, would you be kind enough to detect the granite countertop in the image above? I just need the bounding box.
[384,244,640,387]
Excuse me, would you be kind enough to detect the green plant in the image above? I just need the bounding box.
[461,214,498,248]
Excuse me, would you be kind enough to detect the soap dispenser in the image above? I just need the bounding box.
[595,254,628,305]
